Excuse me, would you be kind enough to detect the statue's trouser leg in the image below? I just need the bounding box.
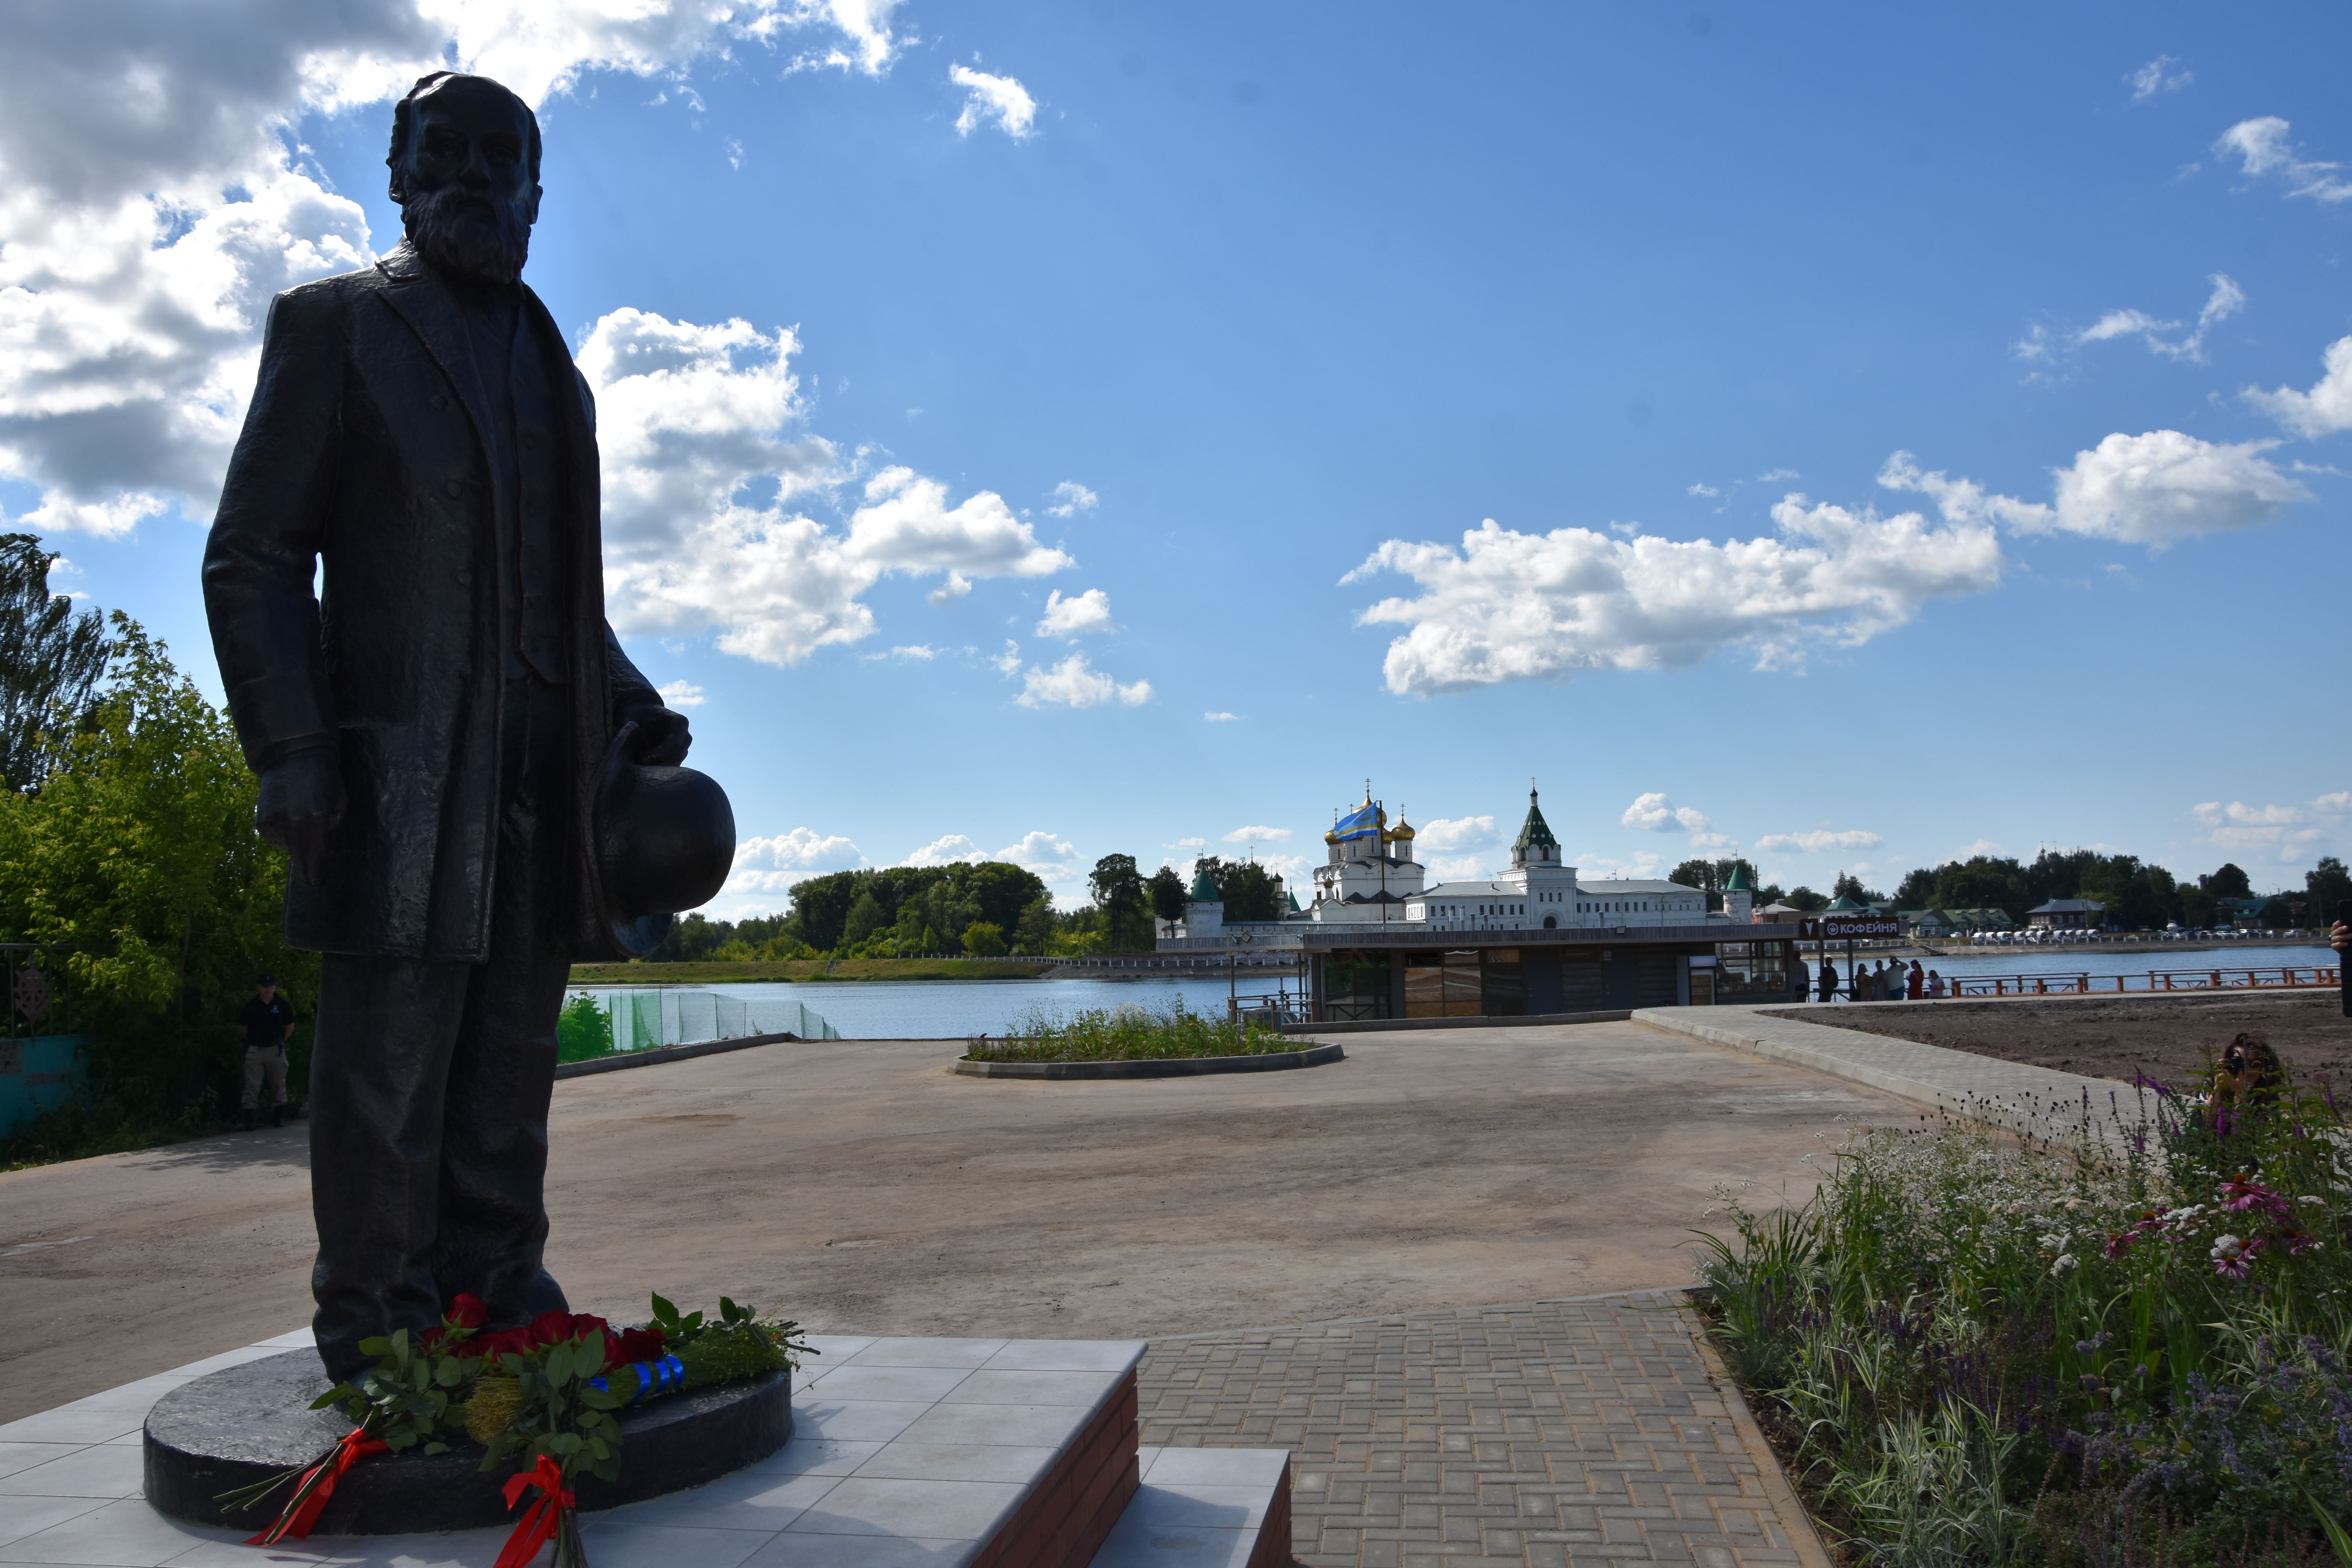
[308,678,571,1381]
[310,954,472,1380]
[433,677,571,1325]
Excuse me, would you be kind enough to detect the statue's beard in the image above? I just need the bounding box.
[402,185,532,285]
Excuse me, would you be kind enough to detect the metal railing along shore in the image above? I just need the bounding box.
[1895,965,2340,999]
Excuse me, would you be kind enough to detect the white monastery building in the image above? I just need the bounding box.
[1165,786,1725,947]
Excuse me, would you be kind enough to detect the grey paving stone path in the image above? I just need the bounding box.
[1137,1293,1826,1568]
[1632,1003,2153,1150]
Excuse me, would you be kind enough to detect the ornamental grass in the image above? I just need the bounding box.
[964,1001,1291,1062]
[1696,1060,2352,1568]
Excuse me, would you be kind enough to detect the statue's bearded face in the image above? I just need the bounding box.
[397,77,538,284]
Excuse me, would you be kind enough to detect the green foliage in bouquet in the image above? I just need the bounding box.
[321,1325,475,1455]
[476,1328,625,1485]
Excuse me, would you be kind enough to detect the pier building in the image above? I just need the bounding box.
[1298,788,1799,1021]
[1148,782,1809,1019]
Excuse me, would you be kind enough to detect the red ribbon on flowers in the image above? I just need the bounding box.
[246,1426,388,1544]
[494,1454,577,1568]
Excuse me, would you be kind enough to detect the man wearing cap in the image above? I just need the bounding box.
[238,973,296,1131]
[202,71,728,1379]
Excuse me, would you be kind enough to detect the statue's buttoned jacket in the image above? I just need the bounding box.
[203,245,657,962]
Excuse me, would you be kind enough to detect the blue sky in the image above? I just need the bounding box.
[5,1,2348,913]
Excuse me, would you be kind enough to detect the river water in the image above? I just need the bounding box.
[575,944,2335,1040]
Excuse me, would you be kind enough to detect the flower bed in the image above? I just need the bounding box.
[1696,1047,2352,1568]
[964,1002,1292,1063]
[223,1292,807,1564]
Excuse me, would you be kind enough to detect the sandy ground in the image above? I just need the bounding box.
[1766,991,2352,1089]
[0,1022,1915,1424]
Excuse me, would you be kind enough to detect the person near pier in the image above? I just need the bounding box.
[1818,957,1838,1001]
[1907,959,1924,999]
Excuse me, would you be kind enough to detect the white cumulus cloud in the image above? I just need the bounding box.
[656,679,707,708]
[725,827,866,896]
[1045,480,1097,517]
[0,0,897,535]
[1414,815,1495,852]
[2127,56,2192,103]
[1621,793,1710,834]
[1203,710,1238,722]
[587,308,1072,664]
[1222,826,1292,844]
[1754,829,1884,854]
[2245,336,2352,438]
[2192,794,2351,861]
[1345,500,2002,696]
[904,833,986,867]
[1880,434,2307,547]
[951,62,1037,140]
[1036,587,1114,637]
[1013,651,1151,710]
[772,0,909,76]
[995,829,1080,879]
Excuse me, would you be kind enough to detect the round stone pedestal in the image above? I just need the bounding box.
[143,1349,791,1534]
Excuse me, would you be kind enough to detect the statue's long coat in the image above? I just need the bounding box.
[203,245,659,962]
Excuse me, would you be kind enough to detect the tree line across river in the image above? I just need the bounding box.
[1666,854,2345,934]
[649,853,1282,962]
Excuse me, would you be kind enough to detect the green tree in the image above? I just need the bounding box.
[961,921,1007,957]
[1088,854,1150,951]
[2308,857,2352,927]
[1015,897,1055,954]
[2179,885,2218,929]
[1831,870,1887,905]
[1147,865,1187,932]
[1784,886,1828,912]
[0,615,310,1154]
[0,534,109,795]
[1669,857,1760,912]
[1191,855,1282,922]
[2201,862,2253,900]
[1932,857,2029,923]
[1891,867,1938,910]
[840,889,886,946]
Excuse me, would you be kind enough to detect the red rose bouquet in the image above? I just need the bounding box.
[220,1292,809,1567]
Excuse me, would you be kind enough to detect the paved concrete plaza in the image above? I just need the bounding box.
[0,1021,1912,1427]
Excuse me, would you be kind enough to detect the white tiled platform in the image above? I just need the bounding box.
[0,1331,1285,1567]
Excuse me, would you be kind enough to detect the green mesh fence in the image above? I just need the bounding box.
[588,989,839,1053]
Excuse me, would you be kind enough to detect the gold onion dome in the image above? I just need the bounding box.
[1387,815,1416,841]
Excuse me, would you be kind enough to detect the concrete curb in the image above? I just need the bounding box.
[1278,1009,1632,1036]
[554,1031,797,1079]
[1688,1319,1839,1568]
[953,1042,1345,1080]
[1630,1004,2151,1145]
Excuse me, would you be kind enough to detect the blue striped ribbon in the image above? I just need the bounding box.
[588,1354,688,1404]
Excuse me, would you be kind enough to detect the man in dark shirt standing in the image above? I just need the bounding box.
[239,973,296,1131]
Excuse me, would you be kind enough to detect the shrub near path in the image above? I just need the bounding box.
[1698,1058,2352,1568]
